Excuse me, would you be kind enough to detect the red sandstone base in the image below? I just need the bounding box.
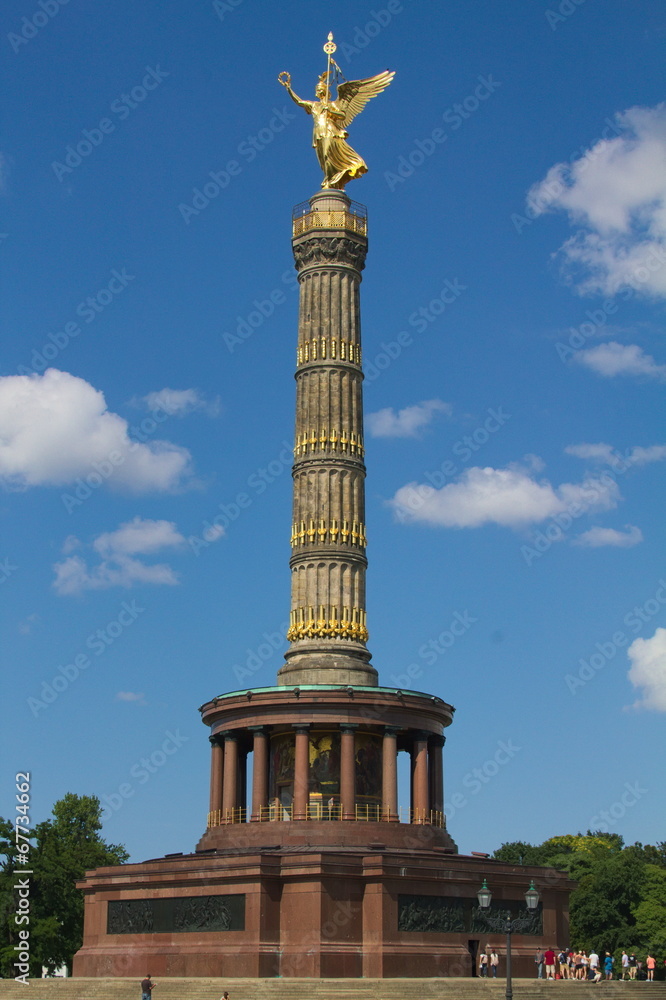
[74,834,573,979]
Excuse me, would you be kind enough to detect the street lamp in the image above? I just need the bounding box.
[476,879,541,1000]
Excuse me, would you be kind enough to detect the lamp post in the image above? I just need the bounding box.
[476,879,540,1000]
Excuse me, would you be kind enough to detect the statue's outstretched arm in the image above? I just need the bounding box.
[278,72,312,114]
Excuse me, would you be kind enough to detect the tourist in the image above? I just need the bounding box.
[535,949,545,979]
[621,951,629,979]
[573,949,583,980]
[629,954,637,979]
[545,947,557,980]
[647,955,656,981]
[141,976,156,1000]
[490,950,500,978]
[604,952,614,981]
[581,951,589,980]
[558,949,569,979]
[589,949,600,980]
[480,951,489,977]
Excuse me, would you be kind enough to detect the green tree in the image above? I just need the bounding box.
[0,794,128,978]
[492,831,666,963]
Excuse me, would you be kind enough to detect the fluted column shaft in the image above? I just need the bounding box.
[340,725,357,820]
[221,733,238,817]
[250,727,269,821]
[412,732,429,823]
[280,189,377,687]
[382,728,399,821]
[209,736,223,815]
[293,725,310,820]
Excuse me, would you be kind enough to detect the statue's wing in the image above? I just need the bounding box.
[336,71,395,128]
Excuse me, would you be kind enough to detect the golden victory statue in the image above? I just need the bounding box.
[278,33,394,189]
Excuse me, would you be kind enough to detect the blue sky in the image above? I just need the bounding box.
[1,0,665,864]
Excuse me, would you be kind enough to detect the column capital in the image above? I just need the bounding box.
[292,723,311,733]
[220,730,240,742]
[247,725,269,736]
[411,729,431,743]
[340,722,359,733]
[429,734,446,748]
[209,733,223,747]
[382,725,400,737]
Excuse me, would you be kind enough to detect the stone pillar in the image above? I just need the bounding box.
[340,724,357,820]
[412,731,429,823]
[429,734,445,816]
[293,725,310,821]
[279,190,377,688]
[222,732,238,820]
[208,734,223,818]
[250,727,269,821]
[381,727,399,821]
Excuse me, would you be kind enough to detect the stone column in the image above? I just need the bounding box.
[250,727,269,821]
[293,725,310,821]
[279,189,377,688]
[340,724,358,820]
[208,734,223,818]
[429,734,445,816]
[412,731,429,823]
[381,727,399,822]
[221,732,238,820]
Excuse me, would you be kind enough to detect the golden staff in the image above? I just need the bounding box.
[323,31,336,106]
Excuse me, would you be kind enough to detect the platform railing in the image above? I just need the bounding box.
[292,200,368,238]
[207,806,445,828]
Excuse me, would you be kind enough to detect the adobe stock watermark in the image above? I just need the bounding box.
[384,75,501,192]
[230,621,289,686]
[60,398,178,513]
[222,269,298,352]
[512,116,628,235]
[212,0,244,22]
[545,0,589,31]
[565,578,666,695]
[391,406,511,522]
[444,739,522,823]
[17,267,136,376]
[51,68,170,182]
[521,449,658,566]
[7,0,70,54]
[1,558,18,584]
[589,781,648,833]
[27,601,145,717]
[389,610,478,689]
[101,729,189,819]
[178,107,296,225]
[334,2,404,64]
[365,277,467,381]
[554,250,666,363]
[188,440,292,554]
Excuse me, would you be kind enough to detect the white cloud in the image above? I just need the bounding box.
[627,628,666,712]
[528,103,666,298]
[93,517,185,556]
[366,399,451,438]
[0,369,193,492]
[573,525,643,548]
[573,342,666,380]
[141,388,220,417]
[53,517,185,596]
[116,691,146,704]
[566,441,666,467]
[389,463,619,529]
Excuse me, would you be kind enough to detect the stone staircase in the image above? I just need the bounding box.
[1,980,665,1000]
